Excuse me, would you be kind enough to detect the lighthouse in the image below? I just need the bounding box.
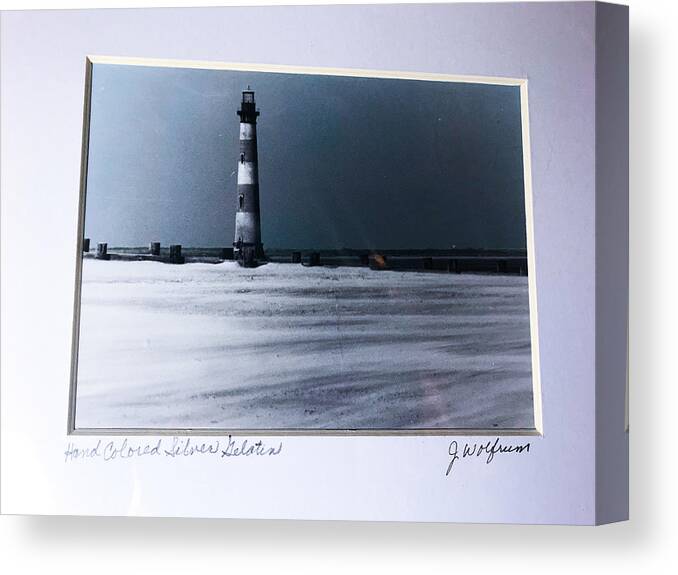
[233,88,264,267]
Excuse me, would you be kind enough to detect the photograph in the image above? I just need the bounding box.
[71,58,537,432]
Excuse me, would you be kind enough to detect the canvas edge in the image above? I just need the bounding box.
[594,0,630,525]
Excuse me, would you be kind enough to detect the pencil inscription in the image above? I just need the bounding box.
[64,436,283,463]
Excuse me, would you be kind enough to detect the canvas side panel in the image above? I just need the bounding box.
[595,1,629,525]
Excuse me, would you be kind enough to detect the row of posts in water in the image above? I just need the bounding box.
[289,252,527,274]
[84,239,186,263]
[83,239,527,275]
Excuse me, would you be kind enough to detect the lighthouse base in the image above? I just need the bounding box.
[234,242,265,268]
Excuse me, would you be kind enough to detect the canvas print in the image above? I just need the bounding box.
[71,59,537,432]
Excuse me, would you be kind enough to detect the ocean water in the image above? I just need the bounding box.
[74,260,535,430]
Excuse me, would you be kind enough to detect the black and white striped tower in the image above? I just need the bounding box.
[233,88,264,266]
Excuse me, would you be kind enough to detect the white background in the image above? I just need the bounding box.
[0,0,675,573]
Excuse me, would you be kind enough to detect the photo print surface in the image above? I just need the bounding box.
[72,59,538,432]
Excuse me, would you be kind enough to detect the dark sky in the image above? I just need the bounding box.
[84,63,527,250]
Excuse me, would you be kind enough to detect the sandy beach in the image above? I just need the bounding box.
[74,260,534,430]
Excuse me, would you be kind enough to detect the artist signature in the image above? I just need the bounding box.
[445,438,531,476]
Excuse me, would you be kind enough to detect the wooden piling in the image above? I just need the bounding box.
[308,252,321,267]
[291,251,302,263]
[220,247,234,260]
[149,242,161,256]
[359,253,369,266]
[447,259,460,273]
[423,257,434,270]
[169,244,185,264]
[82,238,90,253]
[95,242,110,260]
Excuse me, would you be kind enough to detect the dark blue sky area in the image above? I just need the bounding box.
[84,64,527,249]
